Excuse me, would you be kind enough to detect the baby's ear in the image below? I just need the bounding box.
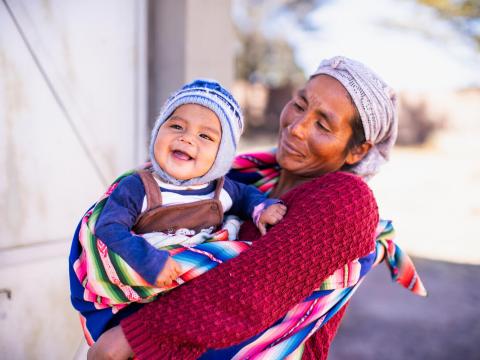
[345,142,372,165]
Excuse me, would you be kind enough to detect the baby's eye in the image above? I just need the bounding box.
[170,124,183,130]
[199,133,214,141]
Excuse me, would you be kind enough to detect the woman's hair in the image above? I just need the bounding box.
[341,95,366,172]
[345,94,366,152]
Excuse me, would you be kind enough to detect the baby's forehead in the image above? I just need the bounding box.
[166,109,222,135]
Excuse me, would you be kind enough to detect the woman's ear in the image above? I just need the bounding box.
[345,142,373,165]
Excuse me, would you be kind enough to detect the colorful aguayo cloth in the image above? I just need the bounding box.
[69,150,427,358]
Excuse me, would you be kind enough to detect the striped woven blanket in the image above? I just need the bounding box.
[72,151,426,357]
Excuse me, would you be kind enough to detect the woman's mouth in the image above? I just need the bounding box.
[172,150,193,161]
[280,137,304,157]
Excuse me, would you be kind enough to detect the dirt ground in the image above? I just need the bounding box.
[329,257,480,359]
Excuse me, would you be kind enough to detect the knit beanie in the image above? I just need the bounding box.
[149,79,244,186]
[311,56,398,180]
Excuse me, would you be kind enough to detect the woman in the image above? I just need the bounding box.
[88,56,398,359]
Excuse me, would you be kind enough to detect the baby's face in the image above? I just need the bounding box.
[153,104,222,181]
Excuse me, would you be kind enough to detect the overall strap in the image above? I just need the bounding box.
[213,177,225,200]
[137,170,162,210]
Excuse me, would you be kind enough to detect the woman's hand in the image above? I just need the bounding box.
[87,325,134,360]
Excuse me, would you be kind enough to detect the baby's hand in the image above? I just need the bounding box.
[256,203,287,236]
[154,257,182,288]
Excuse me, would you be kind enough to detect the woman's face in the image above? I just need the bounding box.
[277,74,358,178]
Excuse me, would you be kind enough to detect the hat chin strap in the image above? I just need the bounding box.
[150,160,185,186]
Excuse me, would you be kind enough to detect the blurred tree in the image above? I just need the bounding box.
[233,0,309,137]
[418,0,480,46]
[235,31,305,87]
[233,0,307,87]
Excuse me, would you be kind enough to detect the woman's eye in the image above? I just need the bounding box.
[200,133,213,141]
[316,121,329,131]
[293,102,304,111]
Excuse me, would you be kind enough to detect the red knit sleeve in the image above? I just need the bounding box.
[121,172,378,360]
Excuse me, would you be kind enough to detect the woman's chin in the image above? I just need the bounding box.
[277,157,302,174]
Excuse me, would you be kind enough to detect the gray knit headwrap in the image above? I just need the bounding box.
[311,56,398,180]
[149,79,244,186]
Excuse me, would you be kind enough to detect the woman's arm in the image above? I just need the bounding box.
[118,172,378,359]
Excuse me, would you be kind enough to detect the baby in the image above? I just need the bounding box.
[94,79,286,289]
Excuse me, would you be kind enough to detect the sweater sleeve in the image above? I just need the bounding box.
[95,174,170,285]
[121,172,378,359]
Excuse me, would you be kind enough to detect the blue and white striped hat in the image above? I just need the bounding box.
[149,79,244,186]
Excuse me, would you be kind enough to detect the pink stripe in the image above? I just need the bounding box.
[96,239,142,302]
[233,290,344,359]
[184,246,224,264]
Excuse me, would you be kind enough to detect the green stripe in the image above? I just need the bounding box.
[82,169,138,304]
[83,227,128,303]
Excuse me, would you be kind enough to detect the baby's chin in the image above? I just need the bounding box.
[164,169,208,182]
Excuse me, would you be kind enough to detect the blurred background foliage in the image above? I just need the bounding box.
[419,0,480,46]
[232,0,480,145]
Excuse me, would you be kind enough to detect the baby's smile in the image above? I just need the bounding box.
[171,149,193,161]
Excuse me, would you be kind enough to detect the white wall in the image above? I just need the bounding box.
[0,0,147,358]
[0,0,235,358]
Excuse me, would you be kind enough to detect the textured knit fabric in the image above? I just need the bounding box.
[312,56,398,180]
[150,79,243,186]
[121,171,379,359]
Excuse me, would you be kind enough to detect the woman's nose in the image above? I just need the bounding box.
[288,117,307,140]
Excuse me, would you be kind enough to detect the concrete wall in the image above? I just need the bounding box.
[0,0,234,358]
[147,0,235,124]
[0,0,147,358]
